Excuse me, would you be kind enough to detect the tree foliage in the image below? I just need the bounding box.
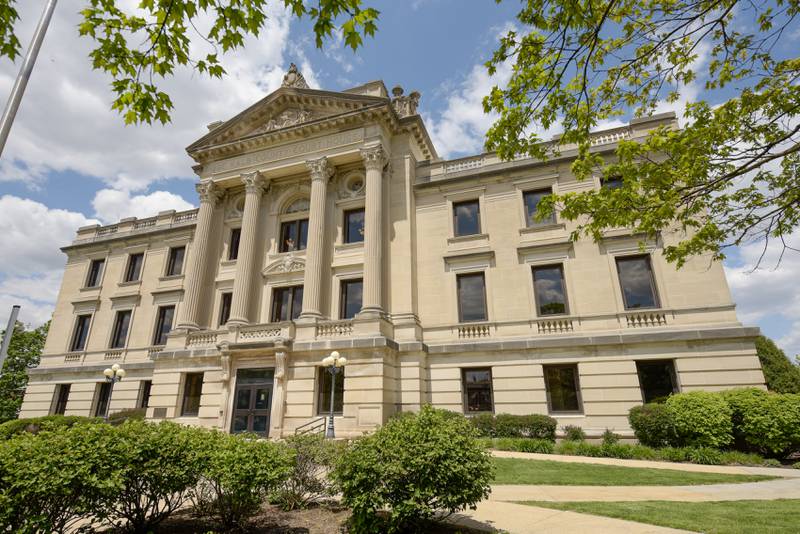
[755,335,800,393]
[0,0,377,124]
[0,321,48,423]
[485,0,800,268]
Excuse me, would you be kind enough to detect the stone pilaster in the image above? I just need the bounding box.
[270,346,289,438]
[299,157,334,319]
[359,143,387,317]
[177,181,222,330]
[228,171,267,326]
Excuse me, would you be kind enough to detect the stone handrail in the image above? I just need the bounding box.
[457,323,493,339]
[533,318,574,334]
[316,320,353,338]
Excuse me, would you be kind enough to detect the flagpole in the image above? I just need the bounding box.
[0,305,21,374]
[0,0,58,158]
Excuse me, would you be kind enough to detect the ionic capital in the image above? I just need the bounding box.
[305,156,335,182]
[196,181,223,205]
[241,171,267,195]
[360,143,387,171]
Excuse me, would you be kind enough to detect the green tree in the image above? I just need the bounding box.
[0,0,377,124]
[0,321,49,423]
[755,335,800,394]
[485,0,800,268]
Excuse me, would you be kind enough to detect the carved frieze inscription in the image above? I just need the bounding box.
[205,129,364,175]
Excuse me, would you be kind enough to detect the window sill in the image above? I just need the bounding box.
[334,241,364,253]
[268,249,307,261]
[447,233,489,245]
[519,222,565,235]
[158,274,184,282]
[550,412,585,418]
[220,259,237,267]
[118,280,141,287]
[79,285,102,292]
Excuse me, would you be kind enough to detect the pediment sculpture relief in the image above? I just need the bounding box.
[252,108,316,135]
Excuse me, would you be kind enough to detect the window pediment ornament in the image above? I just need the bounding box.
[263,254,305,275]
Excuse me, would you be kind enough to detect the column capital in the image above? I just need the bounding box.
[241,170,267,195]
[360,143,387,171]
[306,156,335,182]
[196,181,223,205]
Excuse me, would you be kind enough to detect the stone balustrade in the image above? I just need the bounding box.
[316,320,354,338]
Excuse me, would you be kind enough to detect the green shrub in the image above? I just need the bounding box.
[333,405,493,534]
[0,414,101,440]
[470,413,496,437]
[554,440,580,455]
[723,388,800,457]
[562,425,586,441]
[494,414,557,440]
[654,447,689,463]
[666,391,733,448]
[192,432,293,529]
[629,444,659,461]
[793,461,800,470]
[602,428,621,446]
[686,447,723,465]
[628,403,676,447]
[106,408,146,426]
[599,443,636,459]
[762,458,782,468]
[492,437,555,454]
[0,423,118,534]
[718,450,768,466]
[275,433,347,510]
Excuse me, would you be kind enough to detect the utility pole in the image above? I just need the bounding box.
[0,305,21,373]
[0,0,58,158]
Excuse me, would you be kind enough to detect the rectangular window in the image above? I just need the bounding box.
[523,189,556,227]
[181,373,204,416]
[228,228,241,260]
[339,279,363,319]
[462,368,494,413]
[124,253,144,282]
[279,219,309,252]
[219,292,232,326]
[616,255,660,310]
[636,360,679,403]
[453,199,481,237]
[602,175,624,190]
[138,380,152,409]
[457,272,487,323]
[152,305,175,346]
[271,285,304,322]
[86,259,105,287]
[70,314,92,352]
[532,265,569,316]
[51,384,71,415]
[166,246,185,276]
[93,382,112,417]
[344,208,365,243]
[317,367,344,415]
[544,364,582,413]
[109,310,132,349]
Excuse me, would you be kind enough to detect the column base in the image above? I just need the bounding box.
[226,318,250,328]
[355,307,384,320]
[175,322,200,332]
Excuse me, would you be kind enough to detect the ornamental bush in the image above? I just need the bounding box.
[492,437,555,454]
[562,425,586,441]
[274,433,346,510]
[470,413,496,437]
[666,391,733,448]
[725,389,800,457]
[333,405,493,534]
[470,413,557,440]
[0,414,101,440]
[628,403,676,447]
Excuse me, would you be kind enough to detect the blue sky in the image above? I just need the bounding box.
[0,0,797,358]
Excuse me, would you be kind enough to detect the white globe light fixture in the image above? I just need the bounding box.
[101,363,126,420]
[321,351,347,439]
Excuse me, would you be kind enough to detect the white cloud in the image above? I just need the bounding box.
[92,189,195,224]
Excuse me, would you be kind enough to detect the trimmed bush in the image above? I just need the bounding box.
[562,425,586,441]
[275,433,347,510]
[602,429,621,446]
[628,403,676,447]
[106,408,146,426]
[666,391,732,448]
[723,388,800,457]
[333,405,493,534]
[192,432,293,529]
[470,413,557,440]
[470,413,496,437]
[0,414,101,440]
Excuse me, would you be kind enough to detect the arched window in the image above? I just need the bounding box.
[285,198,310,214]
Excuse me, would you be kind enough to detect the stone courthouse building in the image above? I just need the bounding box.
[20,65,766,437]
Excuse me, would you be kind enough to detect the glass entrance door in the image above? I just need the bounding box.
[230,368,274,436]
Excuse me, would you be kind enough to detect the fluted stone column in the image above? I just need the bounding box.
[177,181,222,330]
[228,171,267,326]
[300,157,334,319]
[359,144,387,317]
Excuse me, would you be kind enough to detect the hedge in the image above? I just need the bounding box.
[470,413,557,440]
[0,415,102,440]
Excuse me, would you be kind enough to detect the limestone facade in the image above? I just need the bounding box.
[19,71,765,437]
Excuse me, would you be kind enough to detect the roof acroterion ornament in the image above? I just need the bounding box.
[281,63,309,89]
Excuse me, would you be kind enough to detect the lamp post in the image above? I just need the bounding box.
[321,351,347,439]
[102,363,126,419]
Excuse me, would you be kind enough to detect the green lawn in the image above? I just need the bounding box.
[520,500,800,533]
[492,458,775,486]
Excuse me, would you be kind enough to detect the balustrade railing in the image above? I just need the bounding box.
[534,318,574,334]
[316,320,353,338]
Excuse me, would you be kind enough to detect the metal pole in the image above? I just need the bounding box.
[326,367,337,439]
[0,305,21,372]
[0,0,58,158]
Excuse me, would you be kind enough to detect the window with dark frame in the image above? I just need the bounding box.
[219,292,232,326]
[523,189,556,227]
[344,208,365,243]
[532,265,569,316]
[339,279,363,319]
[616,255,660,310]
[453,199,481,236]
[181,373,204,416]
[544,364,582,413]
[317,367,344,415]
[457,272,487,323]
[109,310,132,349]
[279,219,309,252]
[70,314,92,352]
[271,285,304,322]
[93,382,112,417]
[166,246,185,276]
[138,380,152,409]
[124,253,144,282]
[228,228,241,260]
[86,259,104,287]
[462,368,494,413]
[636,360,679,403]
[152,305,175,346]
[52,384,70,415]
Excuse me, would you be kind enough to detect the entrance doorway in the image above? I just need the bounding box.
[231,368,274,436]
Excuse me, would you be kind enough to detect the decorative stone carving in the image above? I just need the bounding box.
[281,63,310,89]
[306,156,335,182]
[338,171,366,199]
[196,181,223,205]
[263,254,306,274]
[241,170,267,195]
[252,108,315,135]
[225,193,245,220]
[218,341,232,381]
[275,350,287,381]
[360,144,387,170]
[391,86,420,118]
